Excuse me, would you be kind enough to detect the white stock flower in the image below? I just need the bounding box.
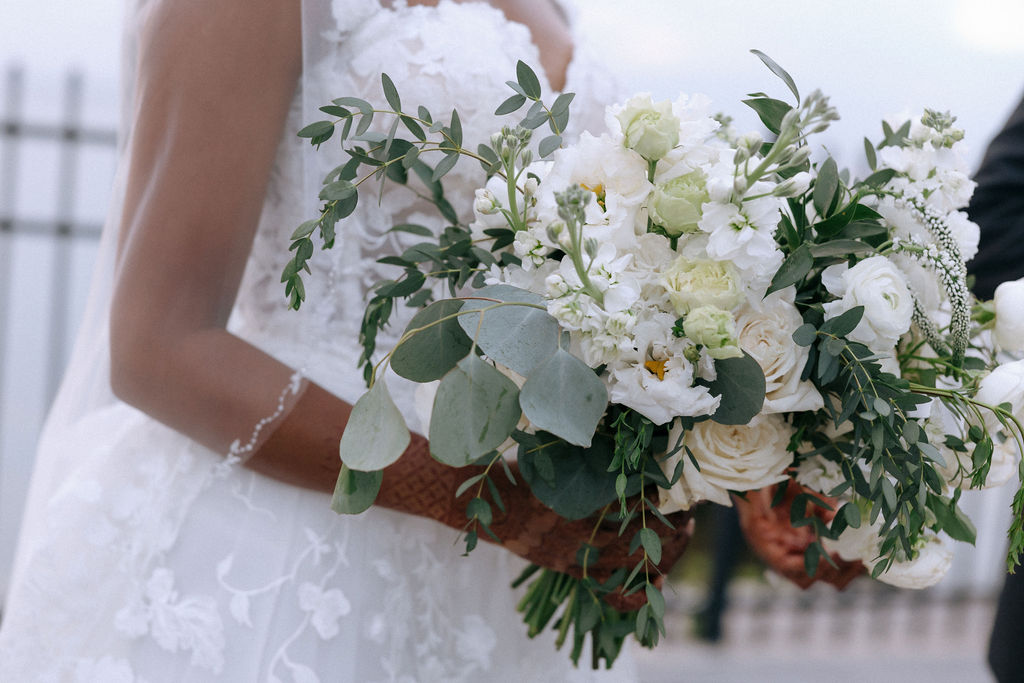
[699,199,784,287]
[608,94,680,161]
[607,357,719,425]
[735,290,823,414]
[822,256,913,351]
[994,279,1024,353]
[661,256,743,315]
[658,414,794,511]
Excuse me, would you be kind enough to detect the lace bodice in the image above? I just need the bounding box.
[231,0,619,411]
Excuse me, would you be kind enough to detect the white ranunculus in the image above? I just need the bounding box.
[824,514,953,589]
[994,279,1024,353]
[976,360,1024,439]
[683,306,742,360]
[609,94,680,161]
[735,290,823,414]
[658,414,794,511]
[607,357,719,425]
[876,533,955,589]
[822,256,913,351]
[661,257,743,315]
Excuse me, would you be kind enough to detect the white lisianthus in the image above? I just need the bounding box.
[822,256,913,351]
[536,133,652,250]
[794,455,845,495]
[994,279,1024,353]
[607,357,719,425]
[735,290,823,413]
[649,170,708,236]
[683,306,742,359]
[609,94,680,161]
[658,414,794,511]
[661,257,743,315]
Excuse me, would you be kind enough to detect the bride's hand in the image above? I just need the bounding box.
[733,483,863,590]
[376,439,693,610]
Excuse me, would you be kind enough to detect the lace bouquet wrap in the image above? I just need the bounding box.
[285,53,1024,667]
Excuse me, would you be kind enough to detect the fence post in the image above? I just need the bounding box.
[45,71,83,404]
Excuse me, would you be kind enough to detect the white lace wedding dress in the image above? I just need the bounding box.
[0,1,634,681]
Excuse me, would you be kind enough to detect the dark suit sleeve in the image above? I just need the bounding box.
[968,92,1024,300]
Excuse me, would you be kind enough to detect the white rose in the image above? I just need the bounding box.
[994,279,1024,353]
[610,94,680,161]
[661,257,743,315]
[659,414,793,511]
[735,290,823,414]
[822,256,913,351]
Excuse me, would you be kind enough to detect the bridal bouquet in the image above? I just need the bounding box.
[284,52,1024,668]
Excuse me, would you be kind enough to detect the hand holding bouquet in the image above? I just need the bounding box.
[285,52,1024,667]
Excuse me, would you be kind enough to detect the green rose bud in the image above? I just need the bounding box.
[649,170,709,236]
[683,305,743,360]
[615,96,680,161]
[662,257,744,315]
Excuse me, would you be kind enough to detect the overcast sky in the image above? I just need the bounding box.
[2,0,1023,166]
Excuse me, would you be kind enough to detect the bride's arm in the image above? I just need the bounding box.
[106,0,691,589]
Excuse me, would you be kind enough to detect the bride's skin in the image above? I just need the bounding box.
[108,0,858,597]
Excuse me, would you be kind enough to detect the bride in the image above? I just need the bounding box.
[0,1,857,680]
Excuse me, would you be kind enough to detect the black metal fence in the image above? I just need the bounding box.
[0,63,118,594]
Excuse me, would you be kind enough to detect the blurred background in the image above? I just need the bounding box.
[1,0,1022,680]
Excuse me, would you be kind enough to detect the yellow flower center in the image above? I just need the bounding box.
[644,359,667,381]
[580,182,607,211]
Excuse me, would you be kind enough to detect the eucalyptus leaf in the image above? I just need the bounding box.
[516,60,542,99]
[517,433,620,520]
[495,94,527,115]
[390,300,473,382]
[706,353,766,425]
[381,73,401,112]
[338,381,410,471]
[742,97,791,135]
[519,348,609,447]
[539,134,562,158]
[429,355,521,467]
[458,284,561,376]
[331,465,383,515]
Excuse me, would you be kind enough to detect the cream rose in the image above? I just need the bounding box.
[822,256,913,351]
[661,257,743,315]
[658,414,793,511]
[735,291,823,414]
[976,360,1024,434]
[994,279,1024,353]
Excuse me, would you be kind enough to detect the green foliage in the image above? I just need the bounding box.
[705,353,766,425]
[331,465,383,515]
[390,300,472,382]
[428,355,522,467]
[519,349,609,447]
[338,380,410,472]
